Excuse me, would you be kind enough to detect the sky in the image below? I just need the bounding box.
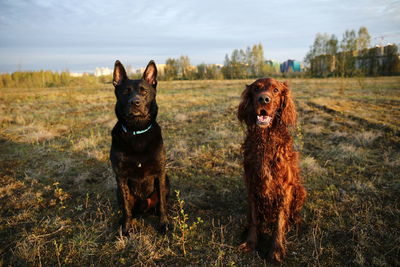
[0,0,399,73]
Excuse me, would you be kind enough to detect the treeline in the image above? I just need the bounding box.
[2,28,399,88]
[1,46,276,88]
[162,56,223,80]
[305,26,400,77]
[0,70,99,89]
[221,43,281,79]
[0,43,301,88]
[162,43,285,81]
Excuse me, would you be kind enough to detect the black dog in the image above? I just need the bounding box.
[110,60,169,234]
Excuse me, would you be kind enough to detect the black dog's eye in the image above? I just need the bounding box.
[273,88,279,93]
[122,88,131,94]
[254,87,259,92]
[140,87,148,95]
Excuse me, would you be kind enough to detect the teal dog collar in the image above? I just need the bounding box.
[121,124,152,135]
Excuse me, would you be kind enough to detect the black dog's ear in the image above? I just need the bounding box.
[143,60,157,87]
[113,60,127,86]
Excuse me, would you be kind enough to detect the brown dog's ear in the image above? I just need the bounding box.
[143,60,157,87]
[280,82,297,127]
[113,60,127,86]
[238,84,254,126]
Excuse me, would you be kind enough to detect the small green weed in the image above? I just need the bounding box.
[172,190,203,256]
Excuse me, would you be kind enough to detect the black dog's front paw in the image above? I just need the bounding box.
[121,218,136,235]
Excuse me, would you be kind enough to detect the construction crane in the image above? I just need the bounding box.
[373,32,400,46]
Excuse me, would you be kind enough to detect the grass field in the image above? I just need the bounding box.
[1,77,399,266]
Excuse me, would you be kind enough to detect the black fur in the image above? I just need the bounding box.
[110,60,169,234]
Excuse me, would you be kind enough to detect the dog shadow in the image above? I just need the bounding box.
[0,137,121,223]
[1,136,180,238]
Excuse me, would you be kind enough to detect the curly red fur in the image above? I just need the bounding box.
[237,78,306,262]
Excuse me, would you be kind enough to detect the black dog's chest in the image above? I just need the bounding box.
[121,135,149,153]
[116,155,160,198]
[110,123,164,178]
[118,155,159,176]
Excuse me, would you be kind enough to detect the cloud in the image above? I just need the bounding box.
[0,0,399,71]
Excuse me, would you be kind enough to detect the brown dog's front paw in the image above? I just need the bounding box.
[268,244,286,262]
[270,250,284,262]
[238,241,255,252]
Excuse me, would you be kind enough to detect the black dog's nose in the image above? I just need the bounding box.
[258,95,270,104]
[130,98,140,106]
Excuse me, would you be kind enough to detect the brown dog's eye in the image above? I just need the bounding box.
[273,88,279,93]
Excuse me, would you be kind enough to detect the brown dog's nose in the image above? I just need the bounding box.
[258,95,270,104]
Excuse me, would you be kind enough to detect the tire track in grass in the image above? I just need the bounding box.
[306,101,399,137]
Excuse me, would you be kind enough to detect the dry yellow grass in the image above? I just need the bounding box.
[0,77,399,266]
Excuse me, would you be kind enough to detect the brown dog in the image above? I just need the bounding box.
[237,78,306,261]
[110,60,169,234]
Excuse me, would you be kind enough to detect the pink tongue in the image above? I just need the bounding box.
[257,115,271,124]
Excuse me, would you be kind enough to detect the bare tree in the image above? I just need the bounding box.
[357,26,371,51]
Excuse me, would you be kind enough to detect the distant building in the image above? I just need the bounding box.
[355,44,400,75]
[280,60,303,73]
[133,64,166,76]
[69,72,84,77]
[95,67,113,77]
[309,43,400,77]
